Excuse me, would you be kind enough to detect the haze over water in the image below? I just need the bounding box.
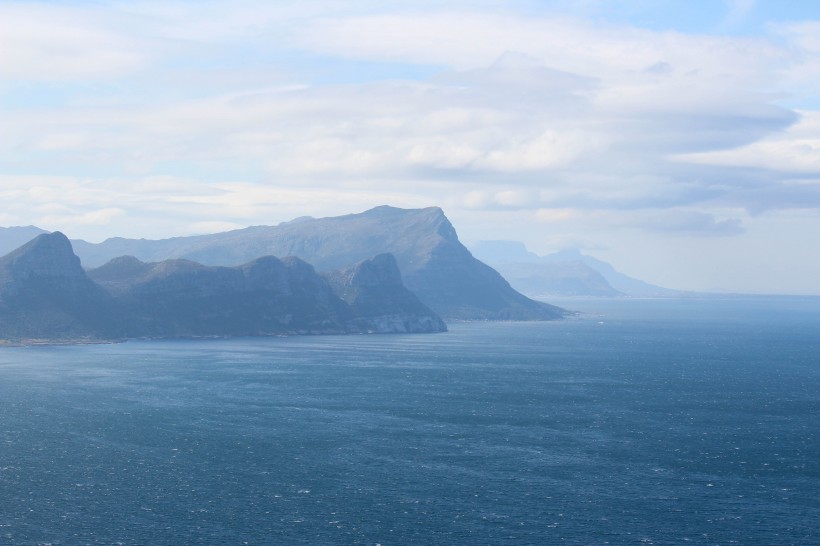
[1,296,819,544]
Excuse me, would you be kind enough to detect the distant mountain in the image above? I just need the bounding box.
[0,234,446,343]
[0,226,49,257]
[541,248,679,297]
[493,260,623,297]
[471,241,678,298]
[70,206,566,320]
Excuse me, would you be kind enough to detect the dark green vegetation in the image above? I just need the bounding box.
[0,232,446,343]
[71,206,566,320]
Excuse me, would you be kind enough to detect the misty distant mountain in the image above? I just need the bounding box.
[471,241,678,298]
[0,233,446,343]
[0,226,49,257]
[493,260,623,297]
[69,206,566,320]
[542,248,679,297]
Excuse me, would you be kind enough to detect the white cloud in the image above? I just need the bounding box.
[0,3,150,81]
[534,208,577,223]
[624,209,746,236]
[39,207,126,228]
[0,173,438,240]
[1,1,820,292]
[675,111,820,174]
[295,9,783,81]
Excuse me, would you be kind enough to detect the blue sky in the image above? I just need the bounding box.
[1,0,819,294]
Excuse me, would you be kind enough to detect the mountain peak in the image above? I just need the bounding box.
[324,253,447,333]
[335,253,403,288]
[1,232,85,280]
[0,232,119,341]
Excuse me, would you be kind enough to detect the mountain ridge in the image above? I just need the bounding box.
[0,233,447,343]
[68,206,566,320]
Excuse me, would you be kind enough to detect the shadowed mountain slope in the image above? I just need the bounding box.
[0,232,118,341]
[324,253,448,333]
[0,234,446,342]
[88,252,446,337]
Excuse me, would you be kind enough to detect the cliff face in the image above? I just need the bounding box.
[72,206,567,320]
[324,254,448,333]
[0,234,446,342]
[0,232,118,341]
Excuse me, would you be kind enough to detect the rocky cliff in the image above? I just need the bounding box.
[324,254,448,333]
[0,232,118,341]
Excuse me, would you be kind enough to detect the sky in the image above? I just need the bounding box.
[1,0,819,295]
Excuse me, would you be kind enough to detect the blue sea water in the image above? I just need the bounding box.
[1,297,819,545]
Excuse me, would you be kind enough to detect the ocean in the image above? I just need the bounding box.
[1,296,818,544]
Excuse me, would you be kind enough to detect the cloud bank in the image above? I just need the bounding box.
[1,0,819,293]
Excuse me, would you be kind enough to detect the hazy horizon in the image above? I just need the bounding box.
[2,1,819,295]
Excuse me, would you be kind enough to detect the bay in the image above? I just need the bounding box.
[1,296,819,544]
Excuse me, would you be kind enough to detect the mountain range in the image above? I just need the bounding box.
[0,207,582,342]
[48,206,565,320]
[0,232,446,343]
[470,241,679,298]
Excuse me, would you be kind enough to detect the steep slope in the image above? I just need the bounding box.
[0,232,118,341]
[324,254,447,333]
[73,206,566,320]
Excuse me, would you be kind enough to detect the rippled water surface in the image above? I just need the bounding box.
[1,297,819,544]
